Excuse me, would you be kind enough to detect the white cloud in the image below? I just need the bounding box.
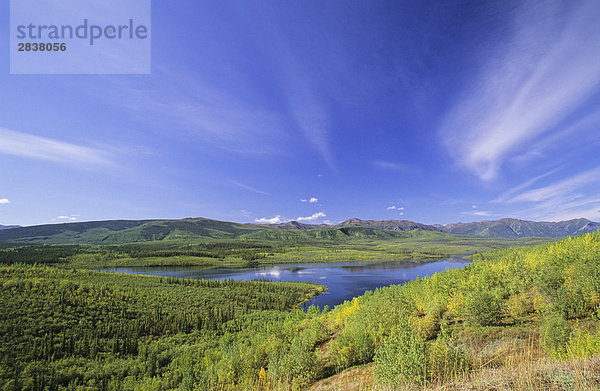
[297,212,326,221]
[0,128,113,167]
[0,199,10,204]
[300,197,318,203]
[254,215,283,224]
[440,1,600,180]
[386,205,405,211]
[472,205,477,209]
[229,180,270,196]
[53,215,78,222]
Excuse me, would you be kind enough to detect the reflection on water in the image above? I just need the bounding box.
[105,257,470,309]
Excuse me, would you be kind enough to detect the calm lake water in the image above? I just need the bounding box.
[106,257,470,309]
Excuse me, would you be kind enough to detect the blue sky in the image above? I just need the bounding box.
[2,0,600,226]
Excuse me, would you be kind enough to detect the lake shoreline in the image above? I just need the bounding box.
[104,257,472,309]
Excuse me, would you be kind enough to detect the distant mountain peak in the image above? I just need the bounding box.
[441,218,598,238]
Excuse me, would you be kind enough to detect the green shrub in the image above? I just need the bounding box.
[507,293,534,319]
[374,323,427,385]
[540,314,571,359]
[266,325,322,390]
[464,290,502,326]
[413,314,439,340]
[566,326,600,358]
[332,328,375,371]
[426,336,471,381]
[374,324,470,386]
[331,343,355,371]
[555,286,589,319]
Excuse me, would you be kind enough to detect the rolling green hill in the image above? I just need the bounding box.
[0,220,153,244]
[0,218,262,244]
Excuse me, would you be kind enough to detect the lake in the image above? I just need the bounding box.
[106,257,470,309]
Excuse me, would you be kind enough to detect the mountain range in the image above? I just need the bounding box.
[338,217,600,238]
[0,217,598,244]
[0,225,20,230]
[440,218,600,238]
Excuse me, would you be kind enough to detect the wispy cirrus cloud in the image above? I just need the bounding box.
[271,43,335,168]
[72,4,336,165]
[493,169,559,203]
[229,179,270,196]
[285,80,334,168]
[494,167,600,221]
[90,71,289,156]
[505,168,600,204]
[235,4,336,169]
[461,210,497,217]
[0,128,113,167]
[373,160,411,172]
[440,1,600,181]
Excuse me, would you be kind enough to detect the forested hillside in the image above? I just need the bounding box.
[0,266,324,390]
[1,231,599,389]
